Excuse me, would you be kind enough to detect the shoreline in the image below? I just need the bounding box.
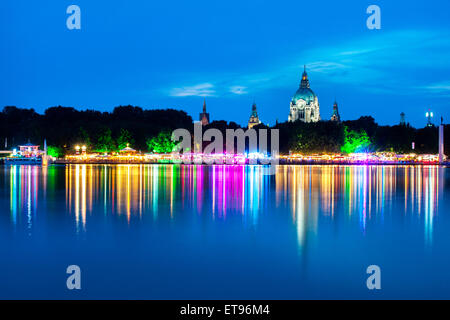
[1,157,448,166]
[1,160,446,166]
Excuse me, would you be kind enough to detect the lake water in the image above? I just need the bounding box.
[0,164,449,299]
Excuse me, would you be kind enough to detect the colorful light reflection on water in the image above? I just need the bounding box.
[0,164,449,299]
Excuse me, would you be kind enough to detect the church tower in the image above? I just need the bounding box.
[248,102,261,129]
[400,112,406,125]
[199,99,210,126]
[288,66,320,123]
[330,101,341,122]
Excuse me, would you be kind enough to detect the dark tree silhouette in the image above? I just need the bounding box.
[0,106,446,155]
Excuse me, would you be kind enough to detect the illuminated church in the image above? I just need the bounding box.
[288,66,320,123]
[330,101,341,122]
[199,99,210,125]
[247,102,261,129]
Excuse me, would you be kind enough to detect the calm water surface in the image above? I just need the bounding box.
[0,164,449,299]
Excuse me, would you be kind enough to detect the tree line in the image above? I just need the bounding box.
[273,116,446,154]
[0,106,447,156]
[0,105,192,157]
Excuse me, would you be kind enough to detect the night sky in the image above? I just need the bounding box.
[1,0,450,127]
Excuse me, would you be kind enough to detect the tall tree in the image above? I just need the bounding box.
[117,128,134,150]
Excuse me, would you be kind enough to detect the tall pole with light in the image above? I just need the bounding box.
[426,110,434,127]
[42,139,48,166]
[439,117,445,164]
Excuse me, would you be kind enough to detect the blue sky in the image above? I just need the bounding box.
[1,0,450,127]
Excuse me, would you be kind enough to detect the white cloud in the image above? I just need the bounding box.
[166,29,450,98]
[418,82,450,97]
[229,86,247,95]
[170,83,215,97]
[306,61,348,73]
[422,82,450,92]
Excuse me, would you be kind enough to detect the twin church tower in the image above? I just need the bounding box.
[199,66,340,127]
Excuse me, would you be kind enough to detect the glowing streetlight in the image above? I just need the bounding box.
[426,110,434,127]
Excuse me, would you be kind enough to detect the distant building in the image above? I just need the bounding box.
[120,144,137,155]
[400,112,406,125]
[330,101,341,122]
[6,142,44,164]
[18,142,41,157]
[248,102,261,129]
[199,99,210,126]
[288,66,320,123]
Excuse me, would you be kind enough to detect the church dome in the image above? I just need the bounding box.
[291,66,316,105]
[292,87,316,104]
[288,66,321,123]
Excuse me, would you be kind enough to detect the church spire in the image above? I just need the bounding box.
[251,101,258,117]
[199,99,210,125]
[248,101,261,129]
[331,100,341,122]
[300,65,310,89]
